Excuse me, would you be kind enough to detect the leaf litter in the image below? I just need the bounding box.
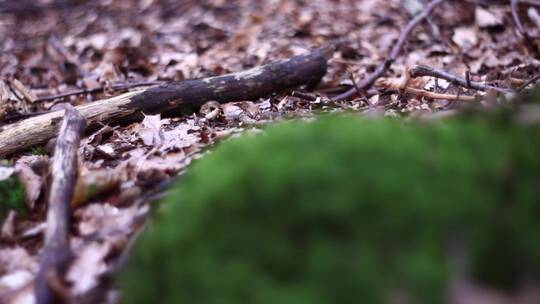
[1,0,540,303]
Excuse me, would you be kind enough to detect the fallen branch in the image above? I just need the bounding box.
[409,65,513,94]
[0,47,331,156]
[34,105,85,304]
[332,0,446,101]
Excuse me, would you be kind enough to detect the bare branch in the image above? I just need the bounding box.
[409,65,513,94]
[332,0,447,101]
[34,105,85,304]
[518,74,540,91]
[0,48,331,157]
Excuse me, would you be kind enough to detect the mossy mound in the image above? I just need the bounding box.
[121,114,540,303]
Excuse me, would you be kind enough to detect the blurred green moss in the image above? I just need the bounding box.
[30,146,46,155]
[121,113,540,303]
[0,176,25,220]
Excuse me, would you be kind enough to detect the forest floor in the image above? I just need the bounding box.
[1,0,540,303]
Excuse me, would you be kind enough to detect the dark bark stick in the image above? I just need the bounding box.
[409,64,513,94]
[0,47,331,157]
[35,105,85,304]
[331,0,446,101]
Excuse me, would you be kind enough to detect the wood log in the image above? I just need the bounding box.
[35,105,85,304]
[0,47,331,157]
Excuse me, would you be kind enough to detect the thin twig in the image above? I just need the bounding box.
[291,91,318,101]
[332,0,446,101]
[517,74,540,91]
[409,64,513,94]
[510,0,540,39]
[403,86,478,101]
[512,0,530,37]
[348,70,361,96]
[34,105,85,304]
[35,81,163,102]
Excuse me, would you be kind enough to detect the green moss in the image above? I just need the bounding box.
[120,114,540,303]
[0,176,25,220]
[30,146,46,155]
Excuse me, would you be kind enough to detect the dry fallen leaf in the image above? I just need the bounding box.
[0,166,15,181]
[1,210,16,239]
[475,7,503,29]
[9,79,37,104]
[72,167,124,207]
[76,203,148,238]
[452,27,478,51]
[136,114,165,147]
[15,163,43,210]
[66,242,110,295]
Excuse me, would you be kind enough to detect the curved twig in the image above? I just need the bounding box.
[332,0,447,101]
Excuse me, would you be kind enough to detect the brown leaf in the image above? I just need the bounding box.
[72,167,124,208]
[475,7,503,29]
[15,163,43,210]
[9,79,37,104]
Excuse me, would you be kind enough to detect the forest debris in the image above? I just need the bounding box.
[34,81,162,103]
[475,7,503,28]
[75,203,147,238]
[511,0,538,39]
[452,27,478,50]
[409,64,512,94]
[35,105,85,304]
[529,7,540,28]
[332,0,447,101]
[72,168,124,208]
[0,166,15,180]
[10,79,37,104]
[15,163,43,210]
[402,87,477,102]
[379,78,477,102]
[0,247,37,302]
[0,47,331,157]
[66,242,110,295]
[0,81,11,122]
[2,0,540,303]
[1,211,16,239]
[136,114,165,146]
[518,74,540,91]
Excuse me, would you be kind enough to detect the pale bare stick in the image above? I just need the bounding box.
[34,105,85,304]
[409,65,513,94]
